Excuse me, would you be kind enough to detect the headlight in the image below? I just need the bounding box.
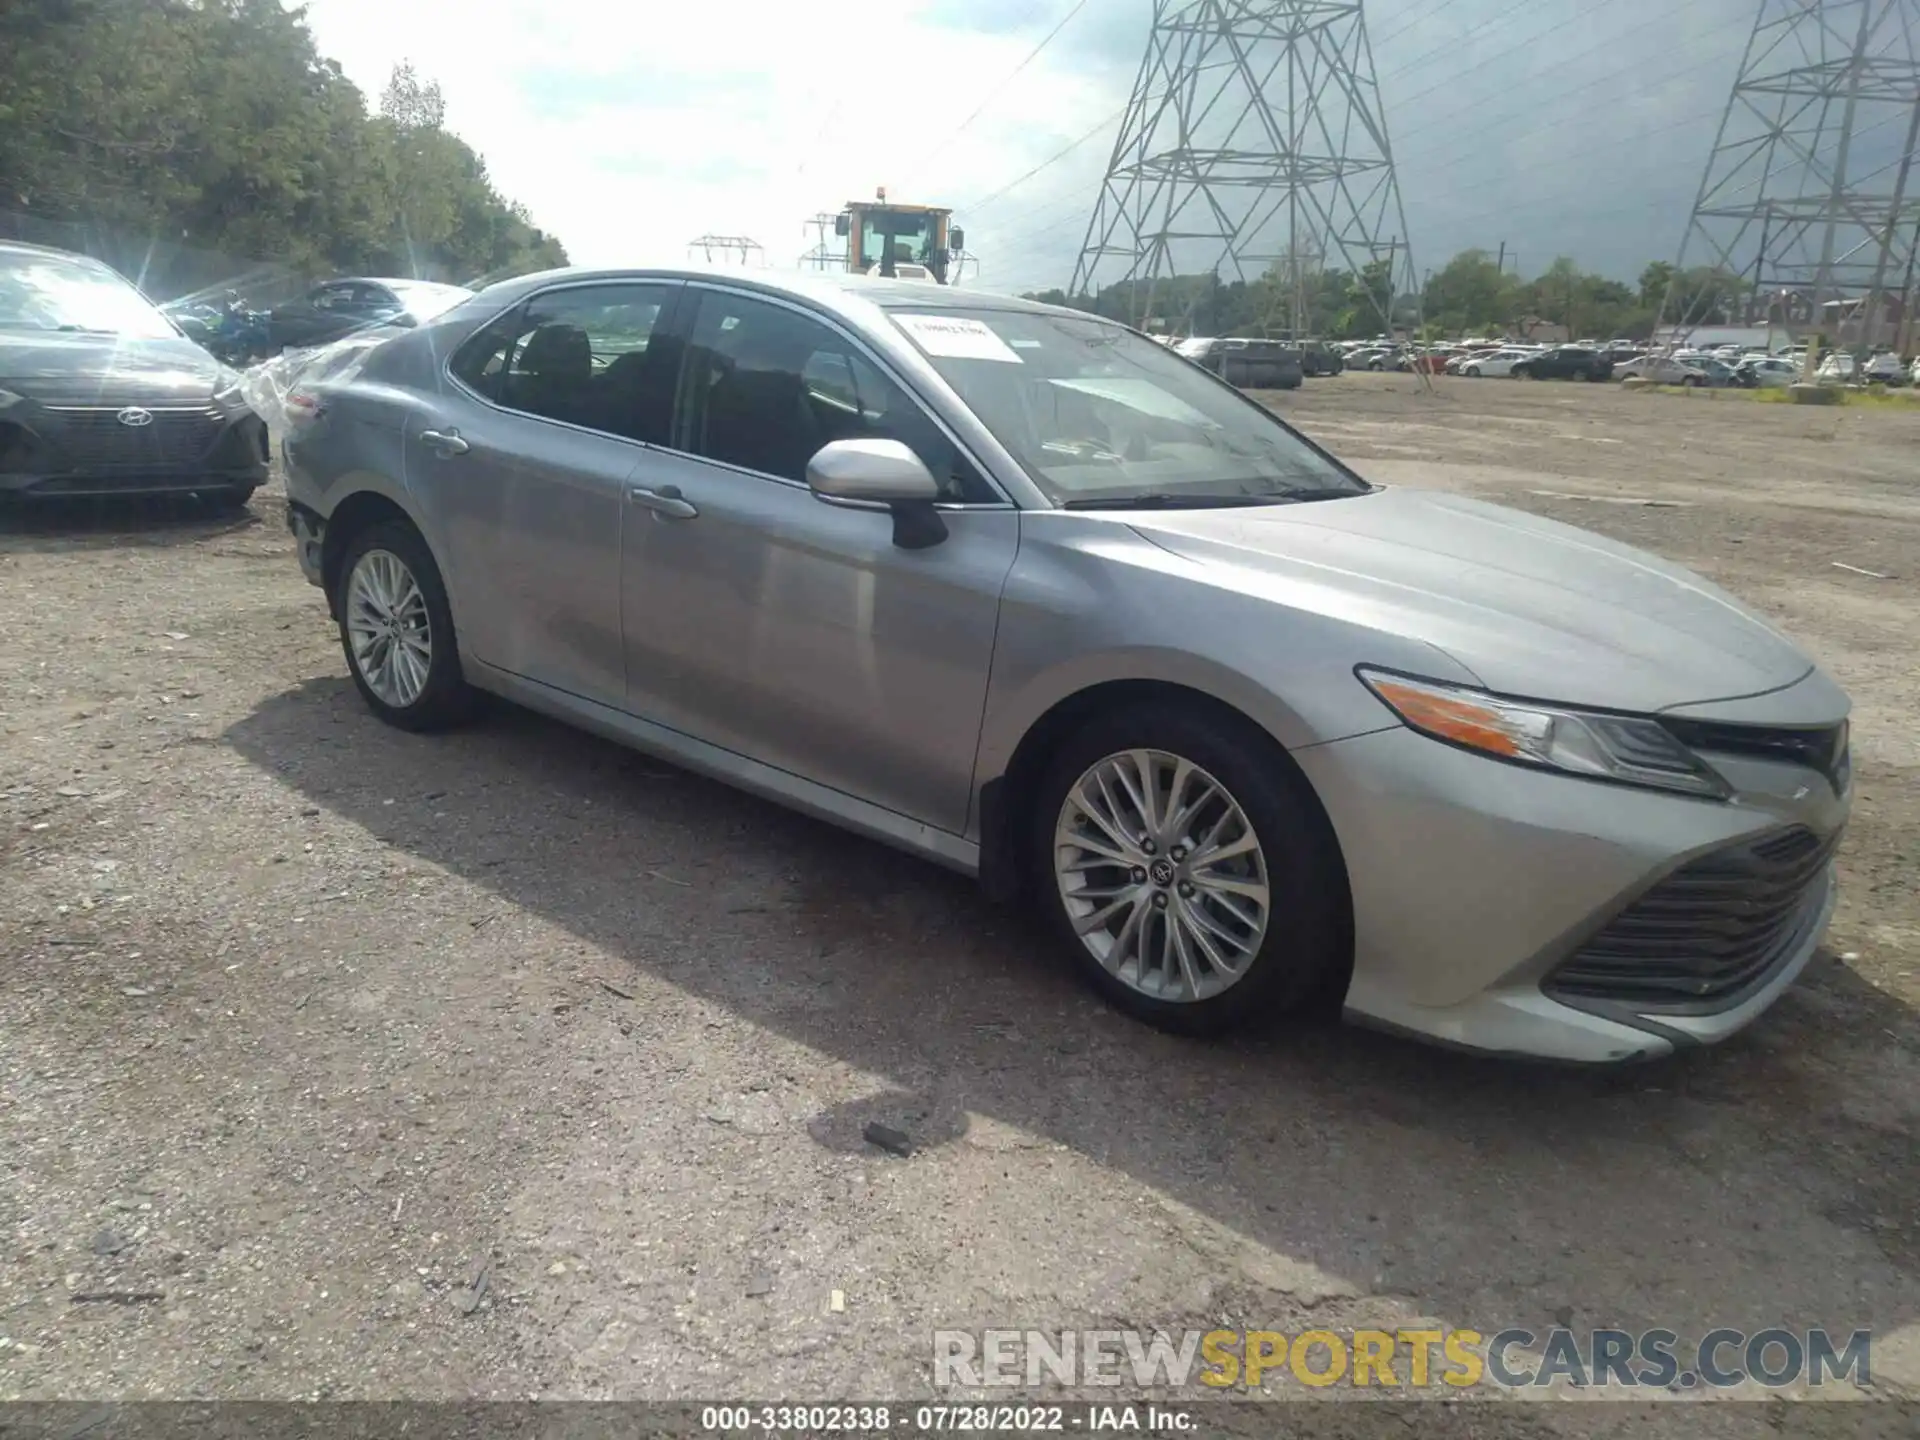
[212,367,248,407]
[1358,668,1730,799]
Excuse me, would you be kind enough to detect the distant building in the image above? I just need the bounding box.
[1650,324,1779,351]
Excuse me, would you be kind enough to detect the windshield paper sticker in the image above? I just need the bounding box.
[894,314,1023,363]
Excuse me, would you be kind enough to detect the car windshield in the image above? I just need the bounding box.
[888,307,1367,506]
[0,251,177,339]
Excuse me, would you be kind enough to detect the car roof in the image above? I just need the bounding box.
[0,238,115,270]
[460,265,1104,329]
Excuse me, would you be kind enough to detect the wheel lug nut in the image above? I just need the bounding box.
[1171,846,1187,861]
[1152,892,1168,909]
[1131,867,1147,884]
[1141,839,1157,855]
[1178,882,1194,898]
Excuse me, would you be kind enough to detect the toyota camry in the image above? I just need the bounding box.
[276,268,1851,1063]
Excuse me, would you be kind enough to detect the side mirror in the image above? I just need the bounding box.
[391,312,419,328]
[806,438,948,549]
[949,227,965,251]
[834,213,851,238]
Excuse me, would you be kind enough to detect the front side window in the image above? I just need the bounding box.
[448,282,676,441]
[886,307,1367,506]
[0,251,175,339]
[674,290,986,501]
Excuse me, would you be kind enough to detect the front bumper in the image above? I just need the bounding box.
[1294,702,1849,1064]
[0,403,269,498]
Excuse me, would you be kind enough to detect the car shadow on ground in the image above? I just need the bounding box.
[0,492,267,553]
[223,677,1920,1366]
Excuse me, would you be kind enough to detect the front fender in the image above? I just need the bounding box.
[970,514,1478,802]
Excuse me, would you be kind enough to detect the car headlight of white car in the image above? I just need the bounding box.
[1359,668,1731,799]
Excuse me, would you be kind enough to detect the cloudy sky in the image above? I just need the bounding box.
[294,0,1780,293]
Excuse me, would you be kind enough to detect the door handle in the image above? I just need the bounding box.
[420,428,469,456]
[628,484,698,519]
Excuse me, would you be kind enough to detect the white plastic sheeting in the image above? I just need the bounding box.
[240,326,406,438]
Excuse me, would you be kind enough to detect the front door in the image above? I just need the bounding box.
[409,280,682,707]
[619,286,1017,835]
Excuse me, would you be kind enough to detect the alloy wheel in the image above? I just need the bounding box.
[346,548,433,708]
[1053,748,1271,1003]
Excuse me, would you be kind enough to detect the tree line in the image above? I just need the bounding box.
[0,0,566,299]
[1026,250,1750,342]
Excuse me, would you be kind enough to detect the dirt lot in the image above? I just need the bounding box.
[2,374,1917,1428]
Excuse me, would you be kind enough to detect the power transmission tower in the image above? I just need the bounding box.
[1069,0,1418,341]
[687,235,765,266]
[799,213,848,272]
[1668,0,1920,347]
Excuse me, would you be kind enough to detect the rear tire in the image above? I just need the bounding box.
[333,518,475,732]
[1029,701,1345,1036]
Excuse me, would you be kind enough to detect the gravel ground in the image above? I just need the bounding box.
[2,375,1917,1430]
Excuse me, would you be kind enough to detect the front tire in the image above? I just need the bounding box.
[1030,702,1345,1036]
[334,519,474,732]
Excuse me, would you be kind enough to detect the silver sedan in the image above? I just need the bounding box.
[278,269,1850,1063]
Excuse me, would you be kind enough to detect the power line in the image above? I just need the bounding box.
[959,107,1121,212]
[909,0,1093,181]
[1373,0,1547,87]
[984,101,1919,295]
[1385,0,1618,112]
[1388,18,1740,160]
[959,0,1630,222]
[1366,0,1472,53]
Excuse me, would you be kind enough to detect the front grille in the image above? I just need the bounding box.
[1546,826,1838,1010]
[42,406,224,471]
[1663,715,1850,794]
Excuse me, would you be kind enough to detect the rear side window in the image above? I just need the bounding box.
[449,283,679,443]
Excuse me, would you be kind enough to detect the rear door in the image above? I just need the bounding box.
[408,280,683,708]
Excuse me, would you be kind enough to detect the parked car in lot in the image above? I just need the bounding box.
[279,267,1851,1063]
[1615,355,1706,385]
[1815,352,1857,383]
[1173,336,1303,390]
[162,289,273,367]
[1511,345,1613,381]
[1734,356,1801,389]
[1349,346,1405,371]
[264,276,474,355]
[1863,352,1908,384]
[1297,340,1344,376]
[1457,348,1531,378]
[0,240,269,504]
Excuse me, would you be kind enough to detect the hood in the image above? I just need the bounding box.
[0,332,223,406]
[1129,486,1812,713]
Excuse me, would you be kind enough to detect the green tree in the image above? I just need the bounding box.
[1422,249,1517,334]
[0,0,565,297]
[1638,261,1675,309]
